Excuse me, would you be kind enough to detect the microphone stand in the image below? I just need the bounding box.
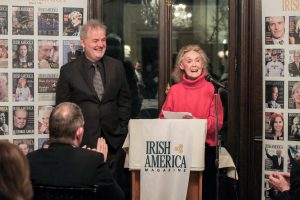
[213,85,221,200]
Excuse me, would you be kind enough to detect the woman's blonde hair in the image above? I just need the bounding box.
[0,141,33,200]
[292,82,300,98]
[172,44,209,82]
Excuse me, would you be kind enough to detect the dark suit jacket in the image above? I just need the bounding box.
[289,62,300,77]
[67,50,81,63]
[273,160,300,200]
[266,152,284,170]
[56,55,131,149]
[27,143,125,200]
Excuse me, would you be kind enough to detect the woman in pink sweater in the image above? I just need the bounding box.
[159,44,223,200]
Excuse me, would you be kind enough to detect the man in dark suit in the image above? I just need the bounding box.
[289,52,300,77]
[266,148,284,171]
[269,160,300,200]
[67,42,81,62]
[56,20,131,186]
[27,102,125,200]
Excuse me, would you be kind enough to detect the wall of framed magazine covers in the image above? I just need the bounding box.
[262,1,300,199]
[0,0,87,153]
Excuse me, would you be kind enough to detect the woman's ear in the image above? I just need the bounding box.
[179,64,184,70]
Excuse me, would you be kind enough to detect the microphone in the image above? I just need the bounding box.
[205,74,228,90]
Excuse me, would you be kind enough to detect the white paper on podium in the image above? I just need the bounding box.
[162,110,192,119]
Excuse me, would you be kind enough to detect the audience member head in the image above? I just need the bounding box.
[49,102,84,147]
[172,44,209,82]
[0,141,33,200]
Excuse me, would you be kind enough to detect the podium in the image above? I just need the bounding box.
[123,119,207,200]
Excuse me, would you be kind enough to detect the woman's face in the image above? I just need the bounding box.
[180,50,204,80]
[293,86,300,104]
[273,116,283,133]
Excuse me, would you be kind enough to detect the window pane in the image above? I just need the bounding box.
[103,0,160,119]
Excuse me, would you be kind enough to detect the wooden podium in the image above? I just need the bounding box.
[124,119,207,200]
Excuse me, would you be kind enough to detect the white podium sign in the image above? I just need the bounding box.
[125,119,207,200]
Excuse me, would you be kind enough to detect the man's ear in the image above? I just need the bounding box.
[75,127,84,141]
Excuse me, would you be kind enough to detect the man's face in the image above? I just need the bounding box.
[14,109,28,129]
[38,41,54,61]
[268,16,285,39]
[271,87,279,101]
[276,149,282,157]
[19,45,27,57]
[293,117,300,129]
[80,27,106,63]
[69,43,75,51]
[19,143,29,155]
[294,53,300,62]
[0,113,5,125]
[271,54,277,62]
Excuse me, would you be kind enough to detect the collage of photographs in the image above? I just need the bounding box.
[263,15,300,199]
[0,2,86,156]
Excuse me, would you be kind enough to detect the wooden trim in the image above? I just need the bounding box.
[87,0,102,20]
[158,0,173,108]
[227,0,262,199]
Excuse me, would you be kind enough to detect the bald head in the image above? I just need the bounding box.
[49,102,84,139]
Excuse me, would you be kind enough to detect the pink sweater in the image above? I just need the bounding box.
[159,73,224,146]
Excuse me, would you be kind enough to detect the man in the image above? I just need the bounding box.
[0,111,8,135]
[289,52,300,77]
[13,108,33,134]
[56,20,131,185]
[265,85,281,108]
[13,44,33,68]
[27,102,124,200]
[67,42,81,62]
[38,40,58,68]
[291,115,300,139]
[266,16,285,45]
[268,160,300,200]
[266,148,284,171]
[265,52,284,77]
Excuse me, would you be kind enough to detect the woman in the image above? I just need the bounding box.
[15,77,32,102]
[266,113,284,140]
[0,141,33,200]
[291,82,300,109]
[159,44,223,200]
[265,85,281,109]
